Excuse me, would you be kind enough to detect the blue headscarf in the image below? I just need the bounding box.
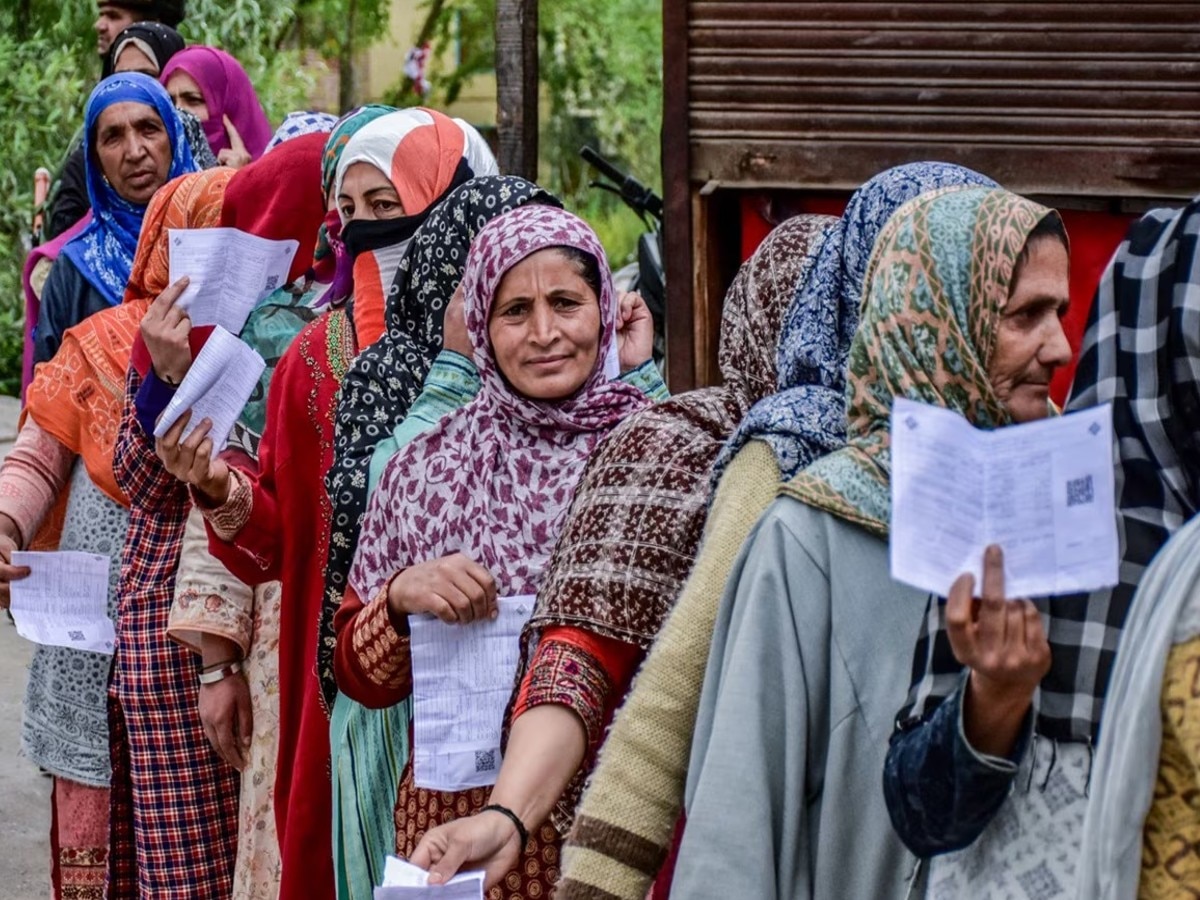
[60,73,198,304]
[714,161,1000,481]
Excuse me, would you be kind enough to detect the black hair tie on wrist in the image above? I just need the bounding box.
[481,803,529,849]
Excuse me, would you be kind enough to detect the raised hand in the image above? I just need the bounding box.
[442,284,471,357]
[217,115,252,169]
[615,289,654,372]
[141,276,192,385]
[946,544,1051,756]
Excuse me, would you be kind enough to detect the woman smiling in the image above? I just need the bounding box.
[333,204,657,898]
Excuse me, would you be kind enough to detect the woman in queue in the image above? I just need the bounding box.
[162,45,273,168]
[156,107,497,900]
[674,186,1071,899]
[332,205,655,897]
[889,193,1200,897]
[556,161,998,900]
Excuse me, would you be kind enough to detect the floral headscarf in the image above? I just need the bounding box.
[318,176,559,706]
[60,73,198,304]
[780,186,1060,537]
[718,162,998,480]
[346,205,650,608]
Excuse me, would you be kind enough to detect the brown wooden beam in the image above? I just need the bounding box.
[495,0,539,181]
[662,0,693,391]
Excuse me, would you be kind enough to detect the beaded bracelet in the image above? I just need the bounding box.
[481,803,529,849]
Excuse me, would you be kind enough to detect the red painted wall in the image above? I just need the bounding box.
[739,196,1135,407]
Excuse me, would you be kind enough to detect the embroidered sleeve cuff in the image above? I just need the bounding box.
[350,588,408,691]
[166,589,253,657]
[519,638,614,751]
[198,467,252,540]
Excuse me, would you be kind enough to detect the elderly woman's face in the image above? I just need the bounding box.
[488,248,602,401]
[93,101,173,205]
[988,237,1072,423]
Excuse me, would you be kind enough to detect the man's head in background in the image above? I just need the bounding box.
[95,1,186,57]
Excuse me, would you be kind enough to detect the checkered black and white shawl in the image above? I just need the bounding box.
[896,199,1200,743]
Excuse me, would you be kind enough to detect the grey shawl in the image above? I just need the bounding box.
[1074,513,1200,900]
[676,497,926,900]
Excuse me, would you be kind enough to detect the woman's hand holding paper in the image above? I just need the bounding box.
[947,544,1051,758]
[141,276,193,386]
[155,411,232,505]
[385,552,498,625]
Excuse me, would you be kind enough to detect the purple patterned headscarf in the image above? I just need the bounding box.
[348,205,651,602]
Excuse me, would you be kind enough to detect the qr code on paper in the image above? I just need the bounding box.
[264,275,280,291]
[68,630,85,641]
[474,749,497,773]
[1066,475,1094,508]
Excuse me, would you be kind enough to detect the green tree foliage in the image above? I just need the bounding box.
[0,0,388,396]
[409,0,663,263]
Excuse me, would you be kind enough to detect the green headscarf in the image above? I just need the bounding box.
[780,186,1061,537]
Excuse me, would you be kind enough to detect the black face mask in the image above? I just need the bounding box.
[341,213,426,260]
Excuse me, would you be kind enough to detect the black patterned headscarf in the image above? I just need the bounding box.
[317,175,562,706]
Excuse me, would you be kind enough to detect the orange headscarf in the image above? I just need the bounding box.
[23,167,235,506]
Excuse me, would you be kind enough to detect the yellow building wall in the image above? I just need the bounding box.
[361,0,497,127]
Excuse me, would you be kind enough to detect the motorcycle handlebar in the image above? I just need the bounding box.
[580,146,664,222]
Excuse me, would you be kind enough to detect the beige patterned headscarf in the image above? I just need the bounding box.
[780,186,1061,537]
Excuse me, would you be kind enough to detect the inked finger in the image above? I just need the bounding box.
[981,544,1006,601]
[152,276,190,312]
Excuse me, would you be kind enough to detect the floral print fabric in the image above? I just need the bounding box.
[348,204,650,605]
[319,176,560,708]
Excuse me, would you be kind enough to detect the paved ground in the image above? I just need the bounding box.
[0,394,54,897]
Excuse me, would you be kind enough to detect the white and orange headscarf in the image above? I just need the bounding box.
[333,107,498,345]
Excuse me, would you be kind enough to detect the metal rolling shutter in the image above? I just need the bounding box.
[685,1,1200,199]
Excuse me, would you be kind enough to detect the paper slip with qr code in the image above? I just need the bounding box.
[890,398,1117,599]
[374,856,484,899]
[409,595,536,792]
[9,552,114,655]
[152,325,265,454]
[168,227,298,334]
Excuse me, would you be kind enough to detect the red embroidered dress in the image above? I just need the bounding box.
[202,309,356,900]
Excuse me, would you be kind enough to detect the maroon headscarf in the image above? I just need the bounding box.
[348,205,650,602]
